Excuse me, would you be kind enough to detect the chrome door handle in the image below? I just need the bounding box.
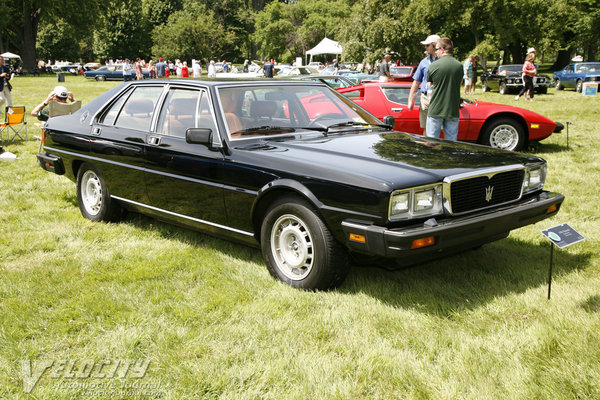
[92,127,101,136]
[148,136,161,145]
[392,108,403,112]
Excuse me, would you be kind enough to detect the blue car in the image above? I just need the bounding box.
[84,65,149,81]
[553,62,600,92]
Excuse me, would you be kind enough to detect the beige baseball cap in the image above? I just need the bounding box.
[420,35,441,45]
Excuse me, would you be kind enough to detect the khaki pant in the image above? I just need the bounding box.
[0,86,13,118]
[419,93,429,129]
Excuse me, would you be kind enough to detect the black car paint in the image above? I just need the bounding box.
[38,80,563,275]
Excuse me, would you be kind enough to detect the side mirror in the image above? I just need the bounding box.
[383,115,395,129]
[186,128,213,146]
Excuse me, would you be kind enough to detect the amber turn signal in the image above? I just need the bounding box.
[411,236,435,249]
[546,204,558,214]
[349,233,366,243]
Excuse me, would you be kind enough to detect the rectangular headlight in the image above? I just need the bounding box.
[389,184,443,220]
[523,164,547,193]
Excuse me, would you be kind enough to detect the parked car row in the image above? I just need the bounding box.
[37,79,564,289]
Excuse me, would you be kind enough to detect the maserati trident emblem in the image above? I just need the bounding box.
[485,186,494,202]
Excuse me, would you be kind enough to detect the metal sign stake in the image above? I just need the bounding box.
[548,242,554,300]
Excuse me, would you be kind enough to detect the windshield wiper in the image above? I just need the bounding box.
[232,125,327,136]
[324,121,392,134]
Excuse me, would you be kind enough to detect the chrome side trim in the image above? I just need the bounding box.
[42,146,258,195]
[44,146,146,172]
[111,195,254,237]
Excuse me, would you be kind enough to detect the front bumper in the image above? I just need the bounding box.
[342,191,563,265]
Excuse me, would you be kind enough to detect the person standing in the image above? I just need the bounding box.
[135,58,143,80]
[407,34,440,134]
[463,55,475,95]
[515,48,537,101]
[122,59,132,81]
[426,37,464,141]
[192,60,202,77]
[208,60,217,78]
[181,61,189,78]
[263,58,274,78]
[0,57,13,119]
[156,57,166,78]
[379,54,392,82]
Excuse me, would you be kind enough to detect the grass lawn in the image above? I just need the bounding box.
[1,75,599,399]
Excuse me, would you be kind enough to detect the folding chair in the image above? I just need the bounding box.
[48,100,82,118]
[0,106,27,145]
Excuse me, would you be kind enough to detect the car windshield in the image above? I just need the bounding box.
[499,65,522,74]
[218,84,383,139]
[576,63,600,72]
[390,66,413,75]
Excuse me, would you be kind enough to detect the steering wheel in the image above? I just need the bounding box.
[310,113,344,127]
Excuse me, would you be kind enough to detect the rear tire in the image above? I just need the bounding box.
[76,163,122,222]
[260,196,349,290]
[95,75,106,81]
[481,118,525,151]
[482,81,489,92]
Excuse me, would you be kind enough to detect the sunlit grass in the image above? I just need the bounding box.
[0,75,599,399]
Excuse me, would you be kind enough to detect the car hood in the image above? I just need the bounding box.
[234,131,543,192]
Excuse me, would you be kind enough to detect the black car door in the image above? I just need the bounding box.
[89,84,165,204]
[144,86,229,228]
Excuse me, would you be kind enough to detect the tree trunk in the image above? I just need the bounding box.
[552,49,572,70]
[14,2,41,71]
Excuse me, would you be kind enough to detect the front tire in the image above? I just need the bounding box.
[481,118,525,151]
[76,163,122,222]
[576,79,583,93]
[482,81,489,92]
[260,196,349,290]
[555,79,563,90]
[95,75,106,81]
[499,81,508,95]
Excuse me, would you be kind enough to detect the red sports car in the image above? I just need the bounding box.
[336,82,562,151]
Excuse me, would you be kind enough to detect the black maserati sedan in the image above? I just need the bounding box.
[37,80,564,289]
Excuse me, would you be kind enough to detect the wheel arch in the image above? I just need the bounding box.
[478,112,528,145]
[251,179,325,242]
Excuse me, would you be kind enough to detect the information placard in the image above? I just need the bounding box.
[541,223,585,249]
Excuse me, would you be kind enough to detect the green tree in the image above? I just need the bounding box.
[93,0,151,60]
[0,0,99,69]
[254,0,351,62]
[151,3,224,61]
[36,20,81,62]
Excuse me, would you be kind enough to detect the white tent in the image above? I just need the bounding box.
[1,52,21,60]
[305,38,342,65]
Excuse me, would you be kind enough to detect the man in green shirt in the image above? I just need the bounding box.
[426,37,463,140]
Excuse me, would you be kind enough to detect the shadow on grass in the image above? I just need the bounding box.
[528,142,572,154]
[341,237,592,317]
[68,204,592,316]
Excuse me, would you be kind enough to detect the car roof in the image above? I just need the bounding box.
[123,79,328,88]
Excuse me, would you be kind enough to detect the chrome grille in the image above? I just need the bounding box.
[447,169,524,214]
